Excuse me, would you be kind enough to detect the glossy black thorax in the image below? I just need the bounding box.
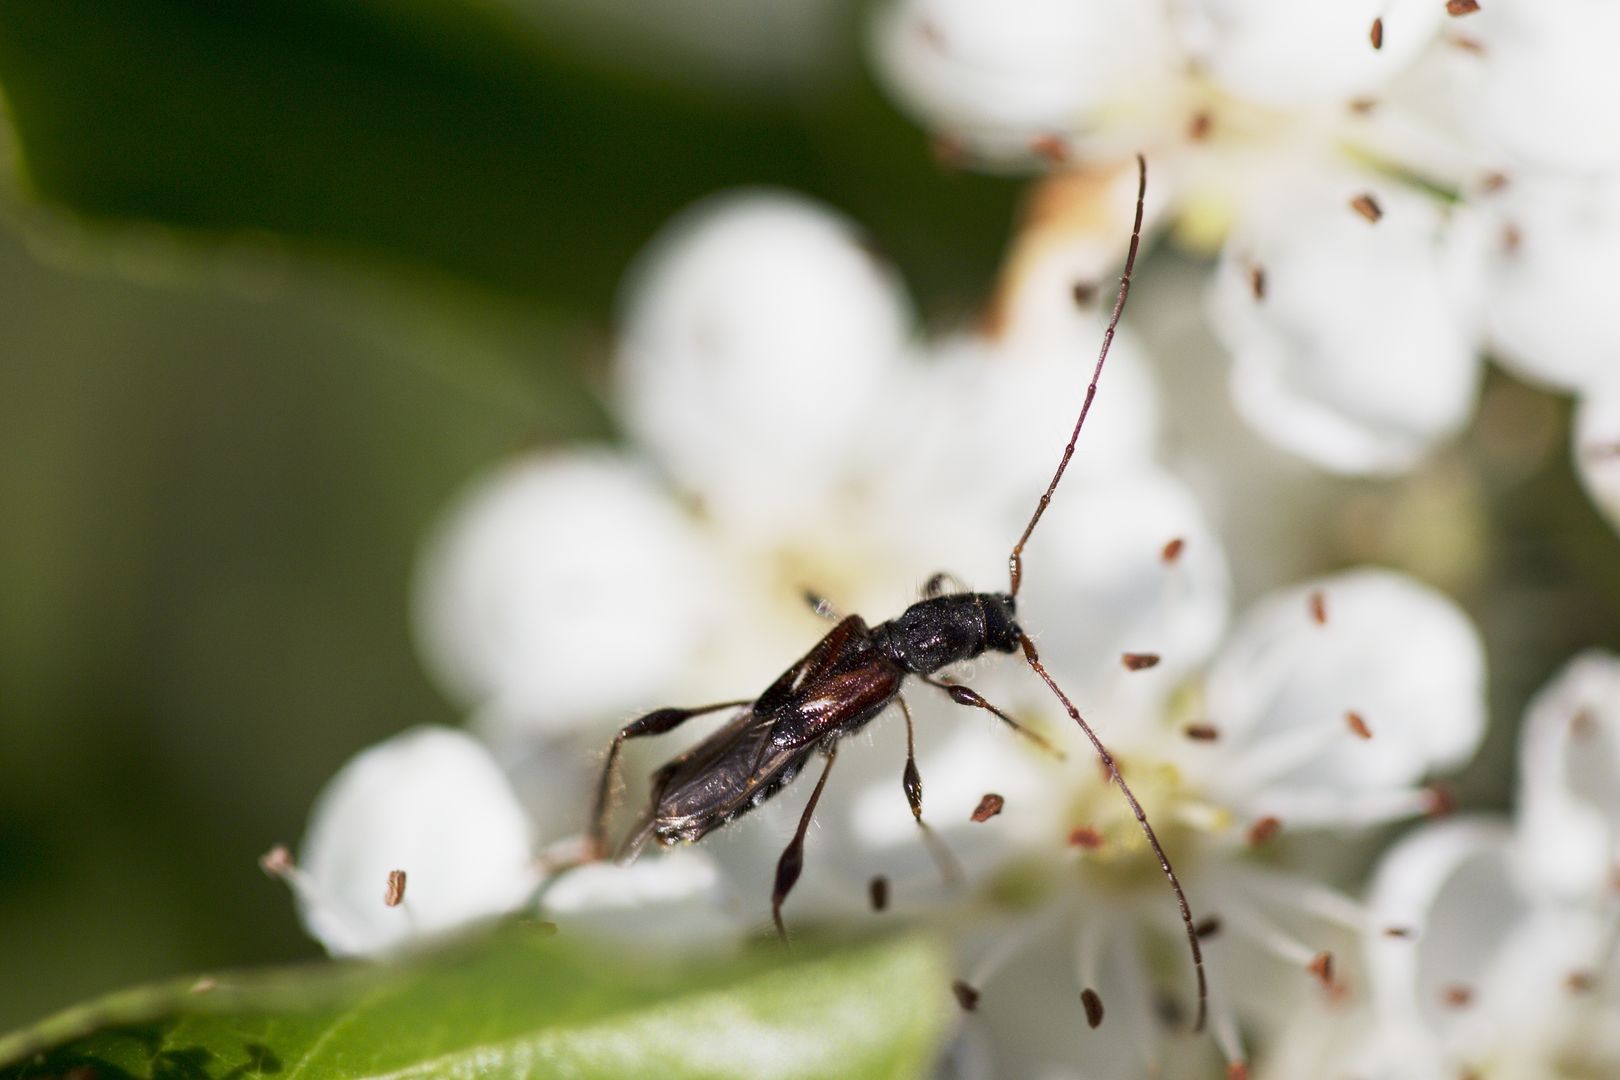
[871,592,1021,675]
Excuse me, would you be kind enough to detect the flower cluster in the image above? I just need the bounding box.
[251,159,1612,1076]
[256,12,1620,1073]
[873,0,1620,533]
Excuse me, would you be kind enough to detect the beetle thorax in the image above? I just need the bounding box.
[872,593,1021,675]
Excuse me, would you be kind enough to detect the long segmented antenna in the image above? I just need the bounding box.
[1008,153,1148,601]
[1005,155,1210,1033]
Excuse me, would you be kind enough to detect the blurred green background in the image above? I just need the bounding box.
[0,0,1615,1035]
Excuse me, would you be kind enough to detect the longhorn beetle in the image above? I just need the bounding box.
[586,155,1207,1032]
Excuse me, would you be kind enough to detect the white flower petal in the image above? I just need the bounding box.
[1444,0,1620,173]
[297,726,538,956]
[615,191,911,533]
[897,317,1162,521]
[1200,568,1486,819]
[1366,817,1615,1078]
[1516,650,1620,900]
[1575,387,1620,536]
[1364,818,1522,1077]
[1173,0,1443,107]
[869,0,1178,164]
[1481,174,1620,395]
[844,716,1065,881]
[1013,467,1231,718]
[413,452,719,735]
[541,848,745,954]
[1210,170,1486,474]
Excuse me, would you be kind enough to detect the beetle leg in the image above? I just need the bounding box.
[800,588,842,621]
[588,699,751,861]
[772,743,839,942]
[923,675,1068,761]
[899,695,964,889]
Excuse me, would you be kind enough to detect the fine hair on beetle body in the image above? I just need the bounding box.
[585,154,1209,1034]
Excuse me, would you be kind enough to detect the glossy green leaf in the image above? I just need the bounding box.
[0,927,951,1080]
[0,0,824,309]
[0,2,1017,316]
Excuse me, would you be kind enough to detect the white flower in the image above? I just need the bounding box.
[817,567,1486,1078]
[1362,652,1620,1080]
[413,452,723,740]
[1196,568,1486,823]
[280,726,540,957]
[615,192,914,537]
[1477,174,1620,397]
[1443,0,1620,174]
[1515,651,1620,901]
[1208,168,1486,474]
[870,0,1620,531]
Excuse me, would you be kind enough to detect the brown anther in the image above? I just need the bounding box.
[64,1067,96,1080]
[1069,826,1106,850]
[1309,589,1328,625]
[1081,987,1105,1028]
[1572,708,1598,738]
[869,875,890,912]
[1502,222,1523,255]
[259,844,294,877]
[384,869,407,908]
[1227,1062,1250,1080]
[1162,537,1186,563]
[1351,193,1384,223]
[1442,984,1474,1008]
[1188,111,1214,141]
[1184,723,1221,742]
[1448,33,1485,53]
[1248,816,1283,847]
[1346,711,1373,740]
[1425,781,1457,818]
[1446,0,1480,15]
[1194,915,1223,940]
[1383,925,1415,939]
[1566,970,1595,994]
[1071,280,1099,307]
[971,793,1006,823]
[952,979,981,1011]
[1122,652,1161,671]
[1249,264,1267,301]
[190,976,218,994]
[1370,17,1384,49]
[917,18,945,46]
[1031,134,1069,164]
[1348,97,1379,115]
[1480,171,1510,193]
[1308,950,1336,988]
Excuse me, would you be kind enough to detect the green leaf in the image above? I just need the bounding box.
[0,0,825,309]
[0,2,1019,318]
[0,927,951,1080]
